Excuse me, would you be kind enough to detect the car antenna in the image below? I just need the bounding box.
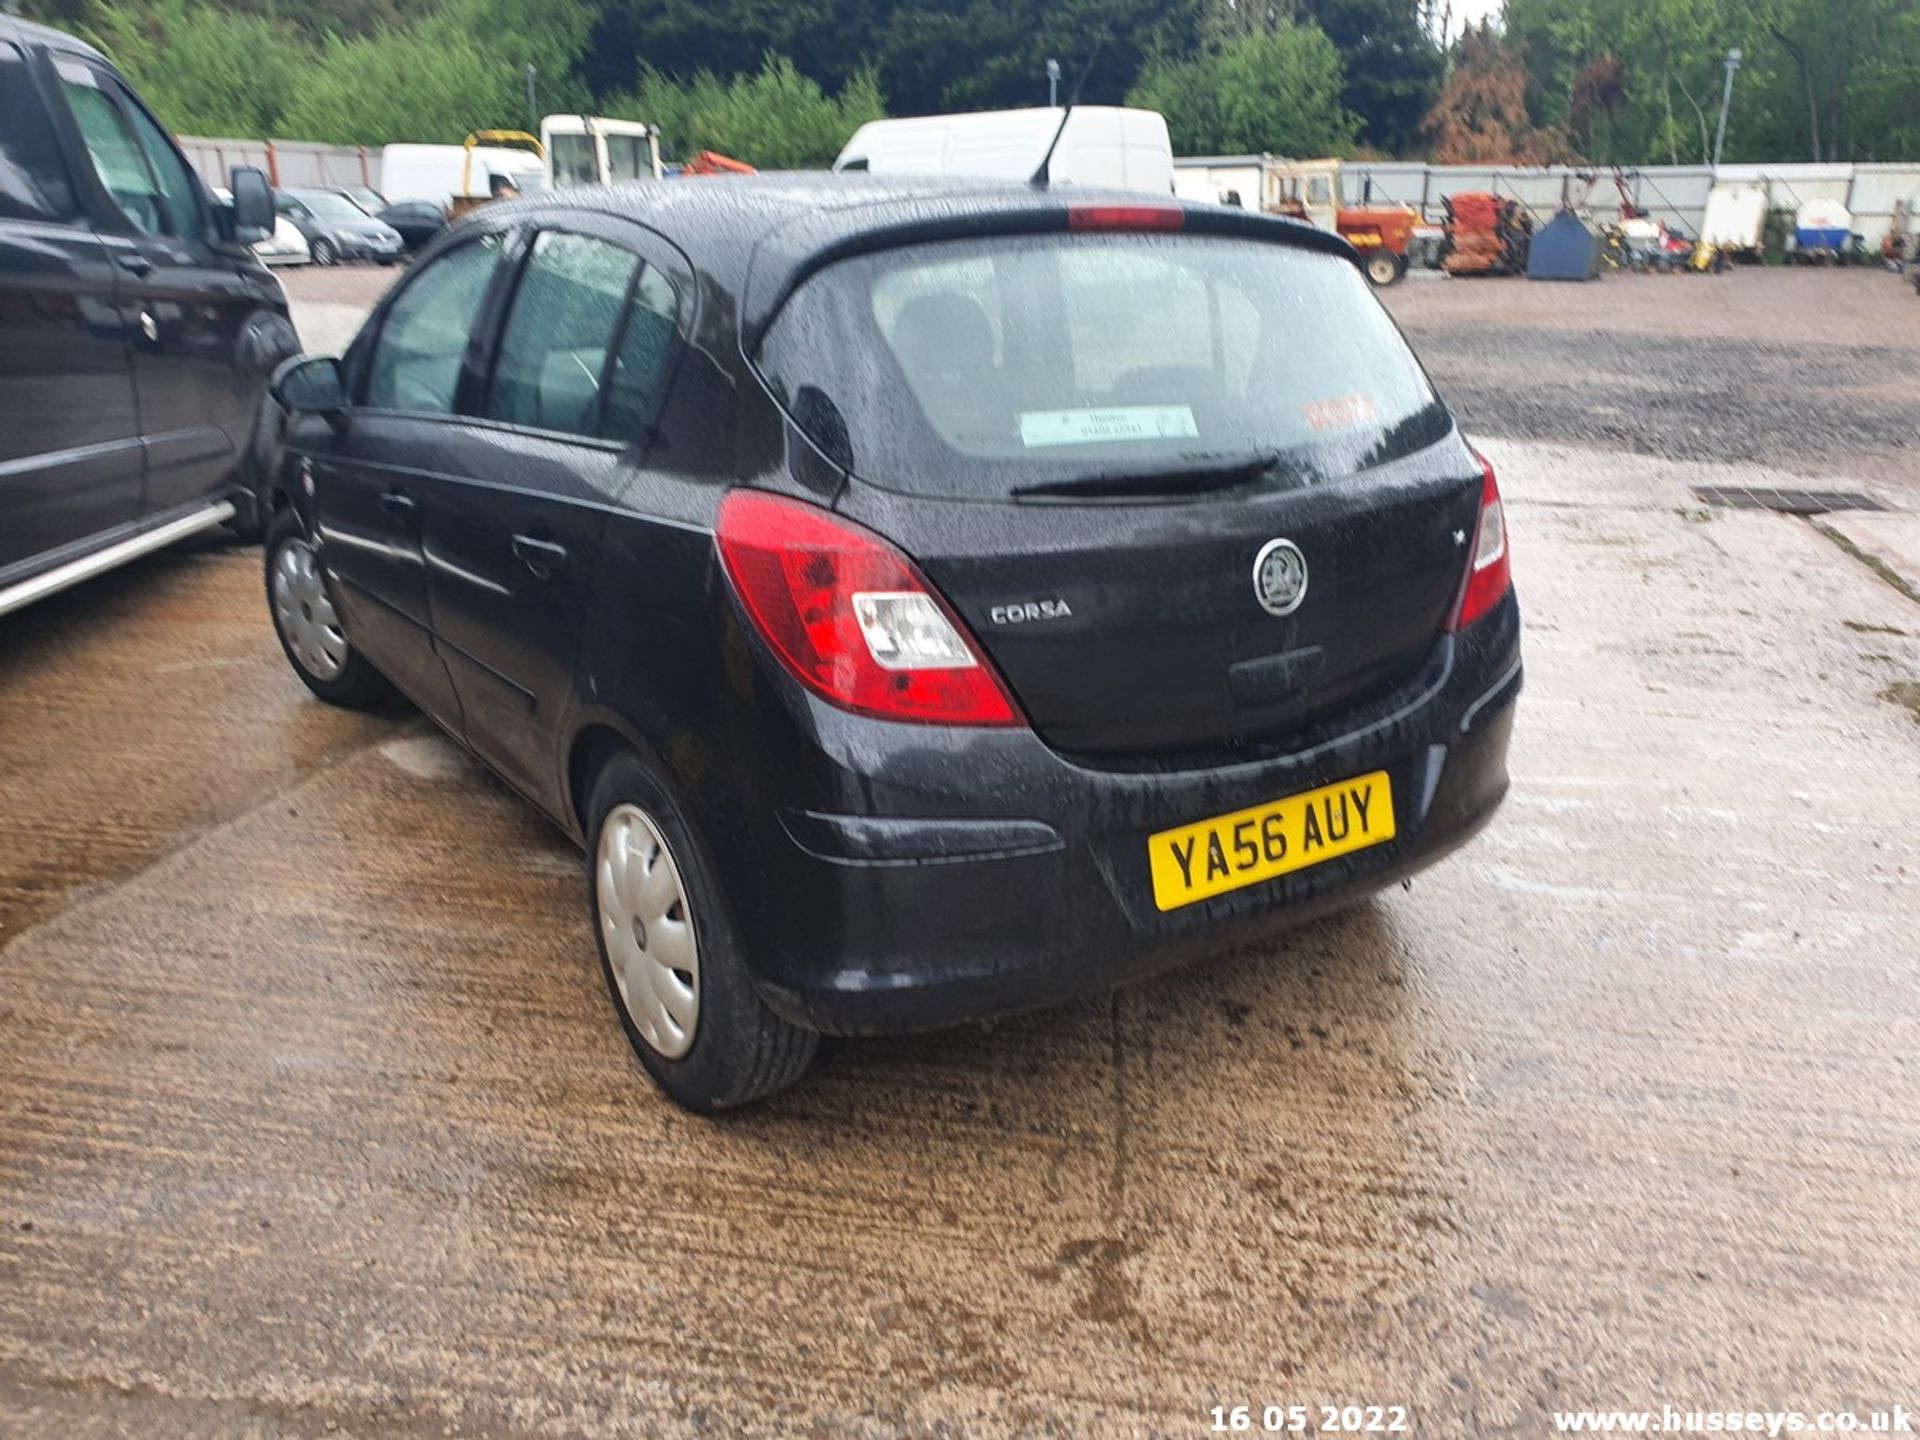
[1030,31,1109,186]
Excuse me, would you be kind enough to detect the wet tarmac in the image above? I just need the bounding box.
[2,434,1918,1435]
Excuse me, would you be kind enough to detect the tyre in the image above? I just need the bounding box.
[310,237,337,266]
[586,748,818,1111]
[264,507,389,708]
[1366,250,1404,287]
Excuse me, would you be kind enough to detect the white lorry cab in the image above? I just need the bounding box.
[833,106,1174,195]
[540,115,664,189]
[380,132,548,212]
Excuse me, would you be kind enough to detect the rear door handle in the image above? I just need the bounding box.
[378,489,415,515]
[511,534,568,579]
[115,253,153,277]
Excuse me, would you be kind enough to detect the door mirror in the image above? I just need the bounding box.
[271,353,346,415]
[228,166,275,243]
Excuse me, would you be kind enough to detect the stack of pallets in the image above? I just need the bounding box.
[1442,192,1533,276]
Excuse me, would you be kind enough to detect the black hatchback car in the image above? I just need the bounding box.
[264,177,1521,1109]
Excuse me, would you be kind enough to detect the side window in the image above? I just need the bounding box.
[0,42,78,222]
[118,90,202,238]
[484,230,638,437]
[365,236,504,413]
[602,265,680,442]
[57,64,200,237]
[59,68,162,234]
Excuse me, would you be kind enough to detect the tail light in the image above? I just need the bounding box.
[1449,450,1511,632]
[715,490,1022,727]
[1067,205,1183,232]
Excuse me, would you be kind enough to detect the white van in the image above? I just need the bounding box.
[541,115,663,189]
[380,139,548,209]
[833,107,1174,195]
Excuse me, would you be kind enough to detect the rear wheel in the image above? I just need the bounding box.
[1366,251,1404,287]
[311,237,337,266]
[265,507,389,708]
[586,748,817,1111]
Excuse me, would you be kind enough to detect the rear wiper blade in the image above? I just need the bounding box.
[1009,451,1286,501]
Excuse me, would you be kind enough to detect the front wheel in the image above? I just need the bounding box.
[1366,251,1405,287]
[310,238,337,267]
[265,508,389,708]
[587,749,817,1111]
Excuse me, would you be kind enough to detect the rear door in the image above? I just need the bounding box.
[755,225,1481,760]
[0,38,142,577]
[51,56,259,515]
[305,231,510,724]
[418,219,687,815]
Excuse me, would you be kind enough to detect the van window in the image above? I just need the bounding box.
[756,232,1446,498]
[57,63,201,238]
[549,134,597,188]
[0,42,77,222]
[606,134,651,182]
[59,69,164,234]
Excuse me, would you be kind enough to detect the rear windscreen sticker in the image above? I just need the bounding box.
[1303,393,1381,432]
[1018,406,1201,449]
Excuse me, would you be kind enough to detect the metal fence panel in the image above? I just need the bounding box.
[178,135,381,193]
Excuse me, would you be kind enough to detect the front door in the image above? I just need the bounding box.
[0,40,141,578]
[51,55,261,516]
[420,224,687,818]
[304,231,511,725]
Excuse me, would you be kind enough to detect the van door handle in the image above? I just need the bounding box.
[511,534,568,579]
[378,489,415,515]
[115,253,153,277]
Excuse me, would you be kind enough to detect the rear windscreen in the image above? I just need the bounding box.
[754,232,1449,497]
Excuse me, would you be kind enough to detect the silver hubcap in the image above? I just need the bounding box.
[596,804,699,1060]
[272,538,348,681]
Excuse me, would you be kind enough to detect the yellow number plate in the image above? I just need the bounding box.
[1148,771,1396,912]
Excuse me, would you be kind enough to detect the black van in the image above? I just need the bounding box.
[0,15,295,618]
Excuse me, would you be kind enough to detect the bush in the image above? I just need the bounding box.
[88,0,307,137]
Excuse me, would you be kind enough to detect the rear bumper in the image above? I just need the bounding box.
[717,596,1522,1036]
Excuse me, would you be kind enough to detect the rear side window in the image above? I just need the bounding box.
[756,232,1446,498]
[0,42,77,222]
[600,265,678,441]
[485,231,638,437]
[365,235,503,413]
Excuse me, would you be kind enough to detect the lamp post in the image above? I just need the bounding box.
[524,63,539,132]
[1046,58,1061,108]
[1712,48,1741,167]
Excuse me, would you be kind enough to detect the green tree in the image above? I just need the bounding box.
[85,0,310,136]
[1127,25,1360,156]
[1302,0,1443,155]
[605,55,886,167]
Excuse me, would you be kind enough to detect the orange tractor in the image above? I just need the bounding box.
[1260,158,1420,286]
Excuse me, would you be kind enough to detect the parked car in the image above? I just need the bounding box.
[329,183,386,215]
[274,186,403,266]
[216,185,309,265]
[375,198,448,253]
[263,177,1521,1110]
[0,14,295,617]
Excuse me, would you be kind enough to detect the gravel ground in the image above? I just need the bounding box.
[1385,267,1920,493]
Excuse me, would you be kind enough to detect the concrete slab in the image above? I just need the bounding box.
[1,438,1916,1434]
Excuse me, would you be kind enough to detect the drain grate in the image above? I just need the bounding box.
[1693,485,1886,516]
